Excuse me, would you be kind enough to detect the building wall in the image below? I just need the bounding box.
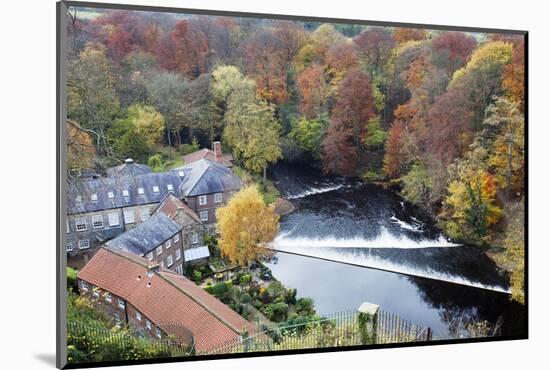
[186,191,237,225]
[67,203,158,265]
[142,231,185,275]
[77,278,168,341]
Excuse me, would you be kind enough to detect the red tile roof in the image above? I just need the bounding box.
[183,148,233,167]
[77,248,256,353]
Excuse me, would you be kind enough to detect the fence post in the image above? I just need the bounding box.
[357,302,380,345]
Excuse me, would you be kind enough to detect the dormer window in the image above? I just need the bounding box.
[122,190,129,197]
[167,184,174,191]
[138,188,144,195]
[178,170,184,177]
[107,191,114,199]
[90,193,98,201]
[153,186,160,193]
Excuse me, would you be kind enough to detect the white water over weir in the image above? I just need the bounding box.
[269,233,511,294]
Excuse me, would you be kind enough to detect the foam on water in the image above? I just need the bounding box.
[273,227,458,250]
[390,215,423,232]
[285,184,346,199]
[269,242,510,293]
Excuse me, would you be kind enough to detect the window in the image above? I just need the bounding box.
[156,327,162,338]
[114,313,121,328]
[160,260,164,268]
[147,253,153,261]
[122,190,129,197]
[178,170,184,177]
[66,242,73,252]
[167,184,174,191]
[118,298,125,309]
[78,239,90,250]
[165,240,171,249]
[75,195,82,202]
[199,195,207,206]
[146,319,152,329]
[192,233,199,244]
[138,187,144,195]
[123,210,135,224]
[174,234,180,243]
[140,207,149,221]
[156,245,163,255]
[107,191,114,199]
[153,186,160,193]
[166,254,173,267]
[175,248,181,261]
[136,311,142,322]
[92,286,100,298]
[92,215,104,229]
[90,193,98,201]
[81,281,88,291]
[66,220,70,234]
[199,211,208,221]
[175,264,183,274]
[215,193,223,203]
[108,213,120,227]
[105,293,112,303]
[75,218,87,232]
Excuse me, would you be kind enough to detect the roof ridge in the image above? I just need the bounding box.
[158,271,245,335]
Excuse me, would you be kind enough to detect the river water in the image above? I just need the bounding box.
[265,163,525,339]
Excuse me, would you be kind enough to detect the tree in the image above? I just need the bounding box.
[145,72,189,156]
[393,28,427,44]
[442,166,502,242]
[225,101,283,181]
[400,163,433,211]
[484,97,525,199]
[68,43,120,154]
[431,32,477,76]
[364,116,387,150]
[67,120,97,175]
[321,68,377,175]
[502,39,525,111]
[242,31,289,104]
[290,115,329,159]
[383,121,407,178]
[496,202,524,304]
[127,104,165,148]
[297,64,330,119]
[353,27,395,78]
[171,19,209,78]
[216,186,279,267]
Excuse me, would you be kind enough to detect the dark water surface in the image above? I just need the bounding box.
[265,163,525,339]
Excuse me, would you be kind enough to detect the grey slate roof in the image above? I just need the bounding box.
[177,159,242,197]
[105,212,182,256]
[106,159,152,177]
[67,171,185,214]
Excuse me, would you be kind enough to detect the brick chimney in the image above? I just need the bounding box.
[213,141,222,162]
[146,260,161,278]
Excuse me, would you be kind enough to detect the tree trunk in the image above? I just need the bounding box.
[263,166,267,183]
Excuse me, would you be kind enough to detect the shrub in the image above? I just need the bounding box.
[239,274,252,285]
[296,297,315,316]
[240,293,252,304]
[67,267,77,292]
[285,288,297,304]
[212,282,229,297]
[147,153,165,172]
[253,300,263,309]
[192,270,202,282]
[204,285,214,294]
[179,138,200,156]
[270,302,289,322]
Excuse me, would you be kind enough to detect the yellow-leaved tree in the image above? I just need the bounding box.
[216,186,279,267]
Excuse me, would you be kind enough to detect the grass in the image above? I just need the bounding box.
[233,166,280,205]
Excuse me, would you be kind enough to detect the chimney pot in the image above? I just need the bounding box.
[125,158,134,164]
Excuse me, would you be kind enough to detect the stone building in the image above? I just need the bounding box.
[176,159,242,227]
[77,248,258,352]
[105,212,185,274]
[66,159,185,267]
[152,192,210,265]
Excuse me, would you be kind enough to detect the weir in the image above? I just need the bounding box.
[269,247,511,294]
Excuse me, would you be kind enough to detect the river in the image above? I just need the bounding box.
[265,163,525,339]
